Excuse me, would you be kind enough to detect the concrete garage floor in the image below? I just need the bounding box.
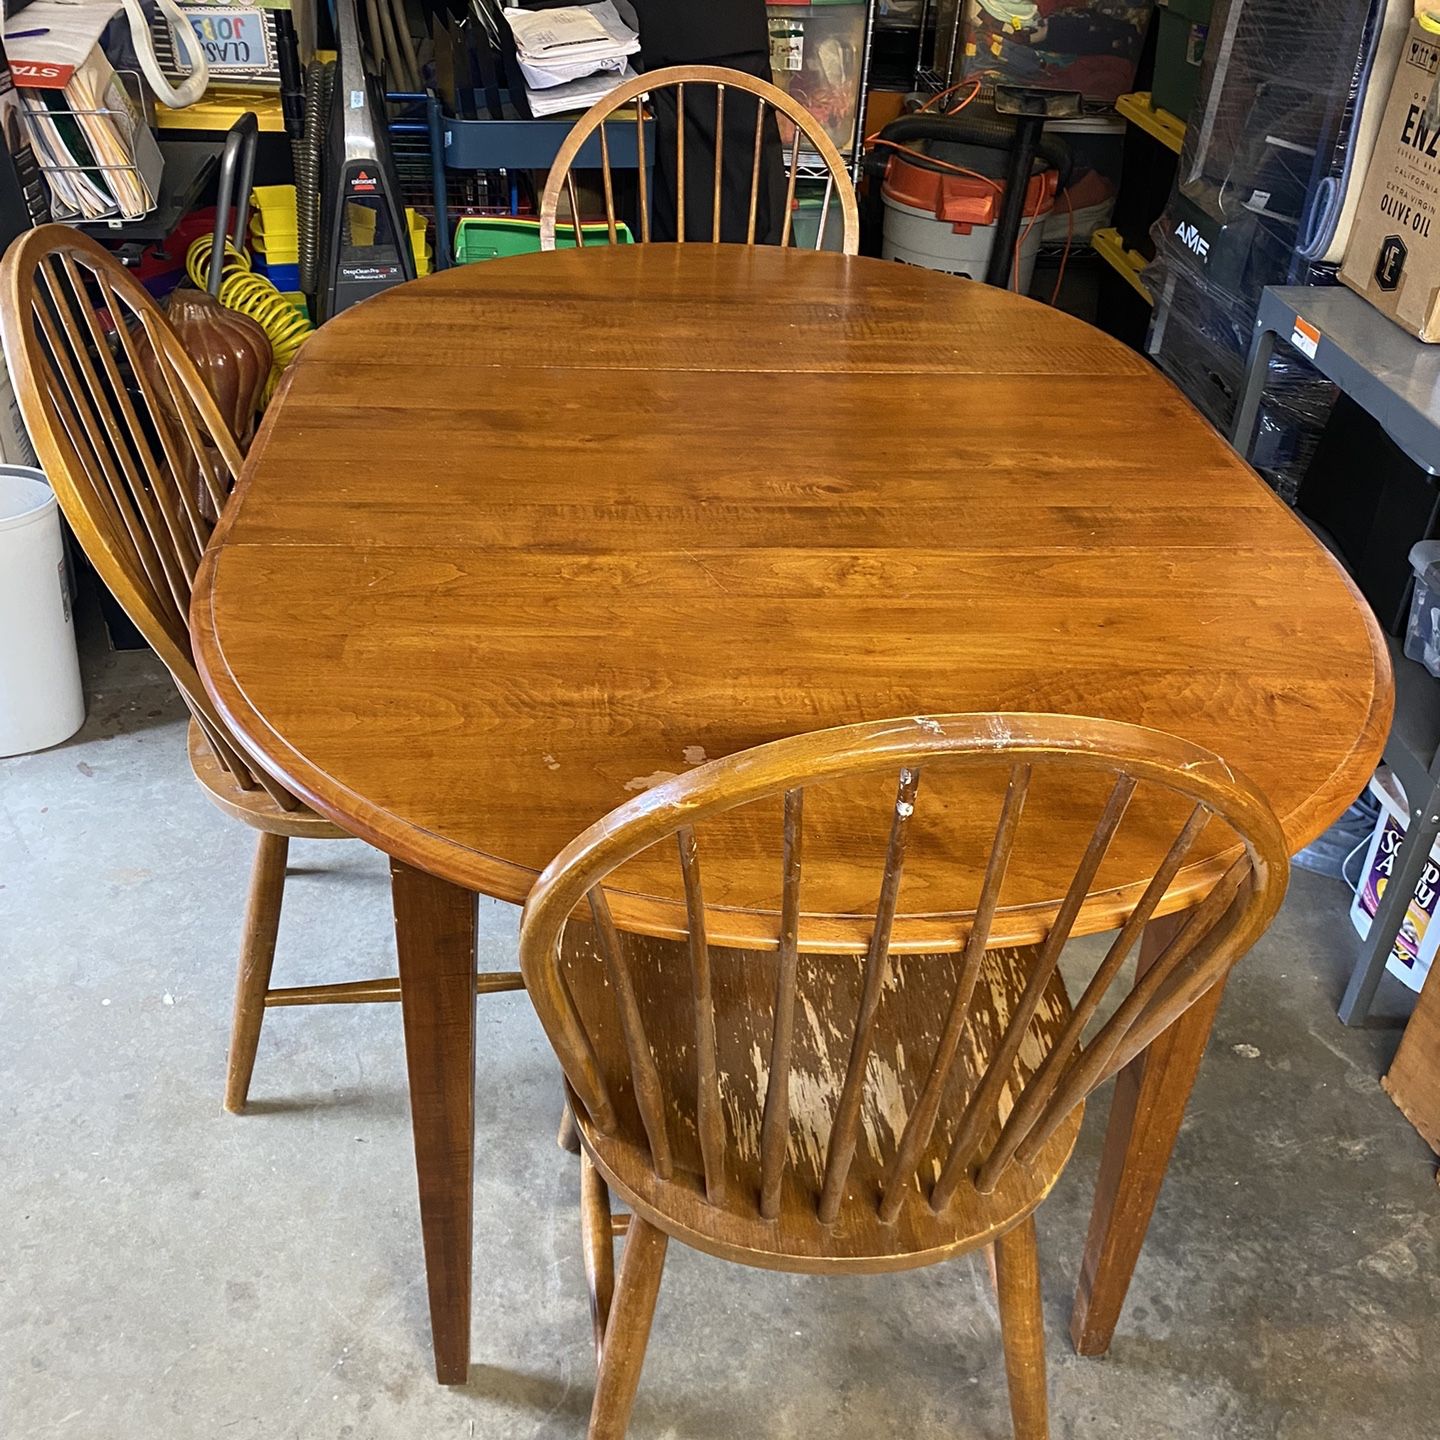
[3,618,1438,1440]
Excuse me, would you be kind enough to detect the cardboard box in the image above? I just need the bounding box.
[1341,20,1440,341]
[0,352,37,468]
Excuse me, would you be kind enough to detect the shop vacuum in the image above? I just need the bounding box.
[862,85,1077,291]
[316,0,415,321]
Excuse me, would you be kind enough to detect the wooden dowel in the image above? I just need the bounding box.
[878,763,1030,1223]
[589,886,674,1179]
[32,282,187,627]
[816,174,835,251]
[153,346,229,519]
[189,702,258,791]
[975,803,1211,1193]
[779,130,801,247]
[556,951,619,1134]
[113,301,217,550]
[58,256,202,583]
[995,1216,1050,1438]
[677,826,726,1203]
[566,171,584,248]
[818,767,920,1224]
[747,101,764,244]
[195,694,295,811]
[712,84,725,244]
[1013,857,1252,1168]
[263,970,525,1006]
[599,124,618,245]
[580,1154,615,1364]
[932,773,1136,1210]
[759,787,804,1220]
[676,83,686,244]
[636,108,650,242]
[557,1099,581,1153]
[139,316,230,521]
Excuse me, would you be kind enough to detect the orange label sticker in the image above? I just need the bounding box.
[1291,316,1321,360]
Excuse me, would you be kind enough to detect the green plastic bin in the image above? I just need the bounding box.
[453,216,634,264]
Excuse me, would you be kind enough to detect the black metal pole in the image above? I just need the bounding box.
[983,113,1043,290]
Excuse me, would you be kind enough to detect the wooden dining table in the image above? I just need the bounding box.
[191,245,1391,1386]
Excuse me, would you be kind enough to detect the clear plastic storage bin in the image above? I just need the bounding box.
[1404,540,1440,678]
[768,1,868,157]
[961,0,1151,105]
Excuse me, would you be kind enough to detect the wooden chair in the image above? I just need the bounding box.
[519,713,1289,1440]
[0,224,523,1113]
[539,65,860,255]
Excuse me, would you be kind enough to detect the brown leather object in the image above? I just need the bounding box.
[161,287,271,448]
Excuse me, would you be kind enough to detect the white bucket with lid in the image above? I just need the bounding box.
[0,465,86,756]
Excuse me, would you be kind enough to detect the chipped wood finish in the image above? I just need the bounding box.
[538,65,859,254]
[520,716,1290,1437]
[561,923,1079,1272]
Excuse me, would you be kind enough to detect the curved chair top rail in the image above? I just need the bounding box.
[539,64,861,255]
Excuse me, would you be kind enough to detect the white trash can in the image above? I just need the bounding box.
[0,465,86,756]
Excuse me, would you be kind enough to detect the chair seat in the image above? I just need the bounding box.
[188,719,347,839]
[563,926,1082,1274]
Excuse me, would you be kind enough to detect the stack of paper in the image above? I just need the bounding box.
[8,1,164,221]
[18,52,161,220]
[504,2,640,116]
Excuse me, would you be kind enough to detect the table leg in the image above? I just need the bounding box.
[1069,909,1224,1356]
[392,859,477,1385]
[1230,323,1277,460]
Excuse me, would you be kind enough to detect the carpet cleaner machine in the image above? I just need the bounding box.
[184,0,416,321]
[864,85,1079,291]
[315,0,415,320]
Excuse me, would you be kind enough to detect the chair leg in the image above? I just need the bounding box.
[580,1153,616,1364]
[588,1216,669,1440]
[224,832,289,1114]
[558,1096,582,1154]
[994,1215,1050,1440]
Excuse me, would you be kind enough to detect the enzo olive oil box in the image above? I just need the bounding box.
[1341,19,1440,340]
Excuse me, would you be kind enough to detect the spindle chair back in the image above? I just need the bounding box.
[2,224,282,803]
[0,224,524,1113]
[520,712,1289,1440]
[539,65,860,255]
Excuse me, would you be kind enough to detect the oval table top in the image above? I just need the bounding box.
[193,245,1391,950]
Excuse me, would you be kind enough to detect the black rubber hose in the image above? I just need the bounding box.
[876,112,1074,192]
[297,60,331,296]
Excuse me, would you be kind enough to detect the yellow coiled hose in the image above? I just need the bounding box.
[185,235,314,403]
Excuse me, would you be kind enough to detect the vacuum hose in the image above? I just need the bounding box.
[296,59,334,295]
[877,112,1074,192]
